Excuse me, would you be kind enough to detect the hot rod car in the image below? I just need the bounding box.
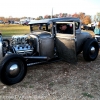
[0,17,99,85]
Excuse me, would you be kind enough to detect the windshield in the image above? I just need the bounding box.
[30,23,51,33]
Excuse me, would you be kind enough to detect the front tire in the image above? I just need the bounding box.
[0,54,27,85]
[83,39,99,61]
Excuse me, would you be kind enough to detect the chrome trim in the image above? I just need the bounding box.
[9,64,20,76]
[90,47,95,54]
[24,56,48,59]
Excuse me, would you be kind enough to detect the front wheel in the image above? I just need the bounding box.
[0,54,27,85]
[83,39,99,61]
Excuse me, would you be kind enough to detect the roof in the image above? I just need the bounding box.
[28,17,80,24]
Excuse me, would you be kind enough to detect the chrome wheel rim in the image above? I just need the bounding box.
[8,63,20,77]
[90,46,95,54]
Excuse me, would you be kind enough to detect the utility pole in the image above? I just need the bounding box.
[51,8,53,19]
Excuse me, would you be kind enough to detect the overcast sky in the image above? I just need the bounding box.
[0,0,100,18]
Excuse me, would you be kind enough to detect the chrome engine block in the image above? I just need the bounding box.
[11,35,34,55]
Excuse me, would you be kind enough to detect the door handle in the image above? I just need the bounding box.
[71,38,77,41]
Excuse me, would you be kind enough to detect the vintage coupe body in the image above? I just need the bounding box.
[0,17,99,85]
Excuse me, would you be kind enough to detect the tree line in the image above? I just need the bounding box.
[0,17,20,23]
[36,12,92,24]
[1,12,99,25]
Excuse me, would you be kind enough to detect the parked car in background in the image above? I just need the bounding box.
[0,20,4,24]
[22,21,29,25]
[14,21,20,24]
[8,20,14,24]
[20,18,33,26]
[81,23,95,31]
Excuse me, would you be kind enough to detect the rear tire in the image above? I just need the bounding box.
[83,39,99,61]
[0,54,27,85]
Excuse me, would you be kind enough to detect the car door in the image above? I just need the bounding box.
[55,22,77,63]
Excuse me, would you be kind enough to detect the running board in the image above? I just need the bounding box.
[27,61,47,67]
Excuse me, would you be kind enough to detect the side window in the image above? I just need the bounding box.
[56,23,73,34]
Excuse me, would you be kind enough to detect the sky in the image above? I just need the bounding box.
[0,0,100,18]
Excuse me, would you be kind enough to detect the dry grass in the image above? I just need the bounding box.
[0,52,100,100]
[0,25,99,100]
[0,24,30,36]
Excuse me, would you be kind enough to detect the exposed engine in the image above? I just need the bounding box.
[11,35,34,56]
[2,32,54,58]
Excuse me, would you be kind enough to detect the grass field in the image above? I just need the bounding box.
[0,24,95,37]
[0,24,30,36]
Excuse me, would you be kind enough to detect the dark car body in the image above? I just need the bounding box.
[0,17,99,85]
